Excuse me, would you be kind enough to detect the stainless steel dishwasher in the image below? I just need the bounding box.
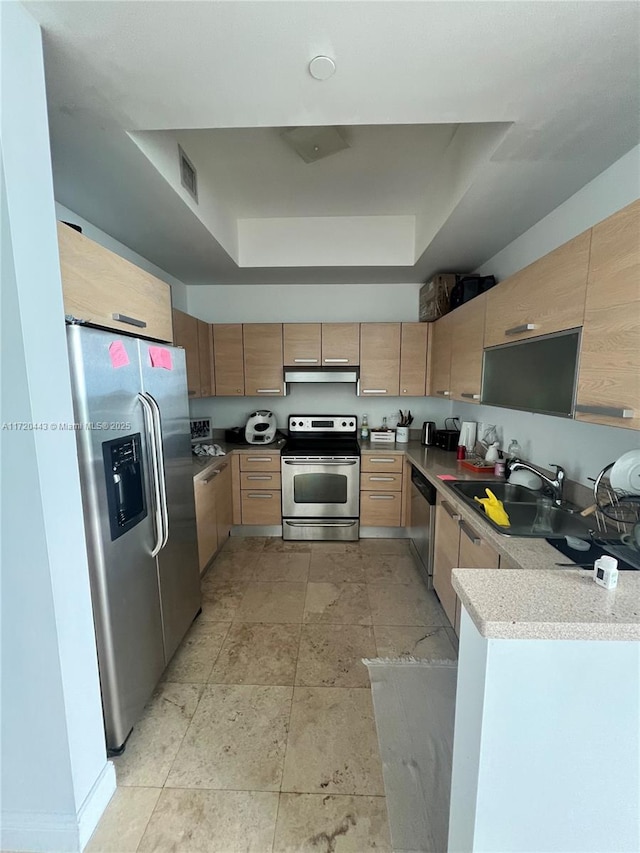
[409,466,437,587]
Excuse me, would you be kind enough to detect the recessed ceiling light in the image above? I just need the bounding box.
[309,56,336,81]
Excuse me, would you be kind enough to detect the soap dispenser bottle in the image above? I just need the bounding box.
[507,439,522,458]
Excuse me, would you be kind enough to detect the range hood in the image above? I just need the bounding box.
[284,367,359,385]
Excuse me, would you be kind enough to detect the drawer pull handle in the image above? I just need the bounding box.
[369,494,395,500]
[505,323,537,336]
[293,358,319,363]
[324,358,349,363]
[112,312,147,329]
[247,457,272,462]
[461,393,481,400]
[247,474,272,480]
[441,501,460,520]
[369,476,395,482]
[188,390,197,397]
[256,389,281,394]
[369,458,395,463]
[247,493,273,499]
[436,390,450,396]
[362,389,387,394]
[575,404,634,419]
[459,520,481,544]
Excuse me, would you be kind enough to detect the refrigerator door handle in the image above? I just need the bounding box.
[145,393,170,550]
[138,393,164,557]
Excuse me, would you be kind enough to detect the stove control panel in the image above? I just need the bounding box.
[288,415,357,433]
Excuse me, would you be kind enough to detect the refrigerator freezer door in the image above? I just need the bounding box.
[66,325,165,751]
[138,341,201,663]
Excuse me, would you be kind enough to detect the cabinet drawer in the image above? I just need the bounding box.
[360,492,402,526]
[361,453,404,473]
[241,490,282,525]
[240,471,282,489]
[360,472,403,492]
[239,453,281,472]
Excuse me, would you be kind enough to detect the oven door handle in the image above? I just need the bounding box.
[284,520,358,527]
[282,459,359,466]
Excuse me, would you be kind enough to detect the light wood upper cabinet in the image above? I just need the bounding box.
[321,323,360,365]
[575,200,640,430]
[213,324,245,396]
[399,323,429,396]
[283,323,321,365]
[359,323,401,396]
[197,320,214,397]
[243,323,284,396]
[450,295,486,403]
[172,309,201,398]
[428,311,454,398]
[57,222,173,342]
[484,230,591,348]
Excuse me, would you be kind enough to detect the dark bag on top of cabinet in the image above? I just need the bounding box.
[449,275,496,310]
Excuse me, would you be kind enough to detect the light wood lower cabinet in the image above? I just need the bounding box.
[238,451,282,525]
[433,495,500,635]
[400,322,429,396]
[57,221,173,343]
[194,459,232,574]
[359,323,401,397]
[360,451,404,526]
[243,324,284,397]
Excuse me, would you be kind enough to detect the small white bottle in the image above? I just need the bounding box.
[360,414,369,440]
[507,438,522,458]
[485,441,500,463]
[594,555,618,589]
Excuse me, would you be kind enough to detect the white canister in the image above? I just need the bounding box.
[396,426,409,443]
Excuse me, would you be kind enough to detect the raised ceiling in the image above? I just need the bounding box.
[26,0,640,285]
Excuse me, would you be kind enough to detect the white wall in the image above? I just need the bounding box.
[55,202,189,311]
[1,4,115,850]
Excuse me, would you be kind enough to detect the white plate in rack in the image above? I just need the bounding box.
[609,449,640,494]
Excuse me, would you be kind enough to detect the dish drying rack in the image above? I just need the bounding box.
[589,462,640,534]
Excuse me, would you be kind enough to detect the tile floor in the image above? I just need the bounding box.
[87,537,457,853]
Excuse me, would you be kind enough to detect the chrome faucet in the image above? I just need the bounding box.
[508,458,566,506]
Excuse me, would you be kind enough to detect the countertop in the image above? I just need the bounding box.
[451,567,640,641]
[191,438,285,479]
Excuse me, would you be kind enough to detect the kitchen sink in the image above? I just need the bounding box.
[449,480,595,539]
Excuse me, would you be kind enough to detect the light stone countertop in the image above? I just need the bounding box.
[451,567,640,641]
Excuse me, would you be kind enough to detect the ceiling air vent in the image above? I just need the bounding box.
[281,126,350,164]
[178,145,198,202]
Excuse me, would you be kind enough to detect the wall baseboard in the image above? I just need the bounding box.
[0,761,116,852]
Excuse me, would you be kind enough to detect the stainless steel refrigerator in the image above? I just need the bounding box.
[66,324,201,753]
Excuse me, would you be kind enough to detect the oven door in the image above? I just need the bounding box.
[281,457,360,518]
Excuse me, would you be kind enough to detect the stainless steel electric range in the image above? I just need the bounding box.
[281,414,360,540]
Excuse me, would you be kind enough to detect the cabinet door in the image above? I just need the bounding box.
[454,521,500,633]
[360,492,402,526]
[484,230,591,348]
[243,324,284,397]
[241,490,281,525]
[283,323,321,366]
[399,322,429,396]
[433,498,460,629]
[173,309,201,399]
[450,296,486,403]
[57,222,173,342]
[213,324,245,396]
[194,472,218,573]
[359,323,401,397]
[197,320,214,398]
[321,323,360,365]
[214,461,233,548]
[576,201,640,430]
[428,312,454,398]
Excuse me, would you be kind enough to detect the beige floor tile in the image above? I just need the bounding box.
[364,554,424,585]
[210,623,301,685]
[85,787,160,852]
[309,552,367,584]
[162,620,230,683]
[310,541,348,553]
[204,551,257,583]
[166,684,292,791]
[303,583,371,625]
[221,536,267,553]
[273,793,391,853]
[348,538,409,555]
[281,687,384,796]
[374,625,457,660]
[296,625,376,688]
[235,582,307,623]
[200,578,248,621]
[254,552,311,582]
[367,583,447,627]
[113,683,203,787]
[138,788,279,853]
[263,538,312,553]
